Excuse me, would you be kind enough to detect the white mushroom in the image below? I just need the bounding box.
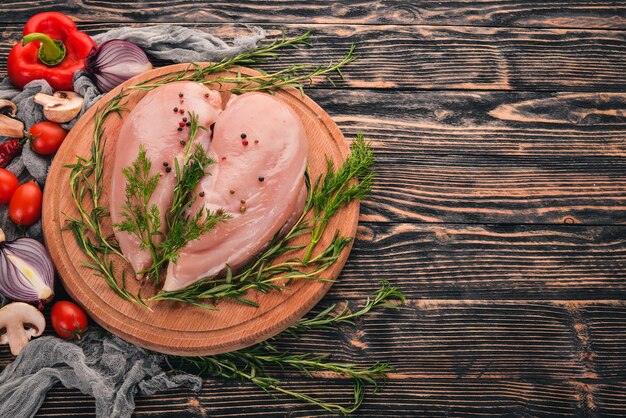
[0,302,46,356]
[0,99,17,117]
[0,99,24,138]
[33,91,84,123]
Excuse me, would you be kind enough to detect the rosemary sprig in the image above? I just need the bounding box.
[150,135,374,307]
[215,44,357,95]
[286,280,405,338]
[131,31,356,95]
[177,282,405,415]
[131,31,313,91]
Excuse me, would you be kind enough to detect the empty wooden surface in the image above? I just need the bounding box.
[2,1,626,417]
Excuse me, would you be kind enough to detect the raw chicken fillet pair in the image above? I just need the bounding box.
[110,81,308,292]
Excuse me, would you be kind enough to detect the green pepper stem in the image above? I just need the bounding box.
[22,32,66,67]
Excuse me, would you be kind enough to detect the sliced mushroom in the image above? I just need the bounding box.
[0,302,45,356]
[0,100,25,138]
[0,99,17,117]
[33,91,83,123]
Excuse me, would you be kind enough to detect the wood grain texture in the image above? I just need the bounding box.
[309,89,626,225]
[24,379,590,417]
[42,64,357,356]
[344,223,626,300]
[4,298,626,415]
[1,0,625,28]
[1,23,626,91]
[1,1,626,417]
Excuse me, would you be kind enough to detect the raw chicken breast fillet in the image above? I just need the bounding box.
[163,92,308,291]
[110,81,222,274]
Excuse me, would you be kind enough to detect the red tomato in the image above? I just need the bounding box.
[8,181,42,226]
[0,168,19,205]
[51,300,89,340]
[29,121,68,155]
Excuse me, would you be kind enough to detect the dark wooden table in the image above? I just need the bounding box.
[2,1,626,416]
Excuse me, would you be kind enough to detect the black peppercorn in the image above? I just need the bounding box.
[240,133,247,139]
[180,140,186,145]
[199,191,205,197]
[182,117,188,122]
[258,176,265,182]
[186,122,191,126]
[178,93,183,98]
[165,167,172,173]
[163,162,168,167]
[177,127,183,131]
[173,107,178,112]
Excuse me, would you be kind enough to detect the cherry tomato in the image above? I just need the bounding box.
[29,121,68,155]
[0,168,19,205]
[9,181,42,226]
[51,300,89,340]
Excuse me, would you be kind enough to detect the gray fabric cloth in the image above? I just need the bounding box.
[0,332,202,418]
[0,24,265,241]
[0,24,265,417]
[94,24,266,62]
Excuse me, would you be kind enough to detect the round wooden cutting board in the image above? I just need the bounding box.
[42,63,358,356]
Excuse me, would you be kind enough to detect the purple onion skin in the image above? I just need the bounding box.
[85,39,153,93]
[0,238,54,304]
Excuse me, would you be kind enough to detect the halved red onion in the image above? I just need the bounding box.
[85,39,153,92]
[0,232,54,304]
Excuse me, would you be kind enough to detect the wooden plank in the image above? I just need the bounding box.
[582,304,626,379]
[362,154,626,224]
[2,299,626,378]
[310,90,626,158]
[2,300,626,415]
[1,24,626,91]
[33,379,587,417]
[28,379,626,417]
[1,1,624,29]
[341,223,626,299]
[596,383,626,416]
[305,89,626,225]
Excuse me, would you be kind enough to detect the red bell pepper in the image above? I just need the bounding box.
[7,12,95,91]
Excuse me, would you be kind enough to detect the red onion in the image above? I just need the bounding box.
[85,39,153,92]
[0,229,54,304]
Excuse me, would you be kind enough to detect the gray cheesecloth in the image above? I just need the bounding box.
[0,24,265,418]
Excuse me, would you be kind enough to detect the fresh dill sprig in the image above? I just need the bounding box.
[176,282,405,415]
[304,134,374,262]
[115,112,229,284]
[112,145,162,281]
[150,136,374,307]
[64,90,146,306]
[131,31,314,91]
